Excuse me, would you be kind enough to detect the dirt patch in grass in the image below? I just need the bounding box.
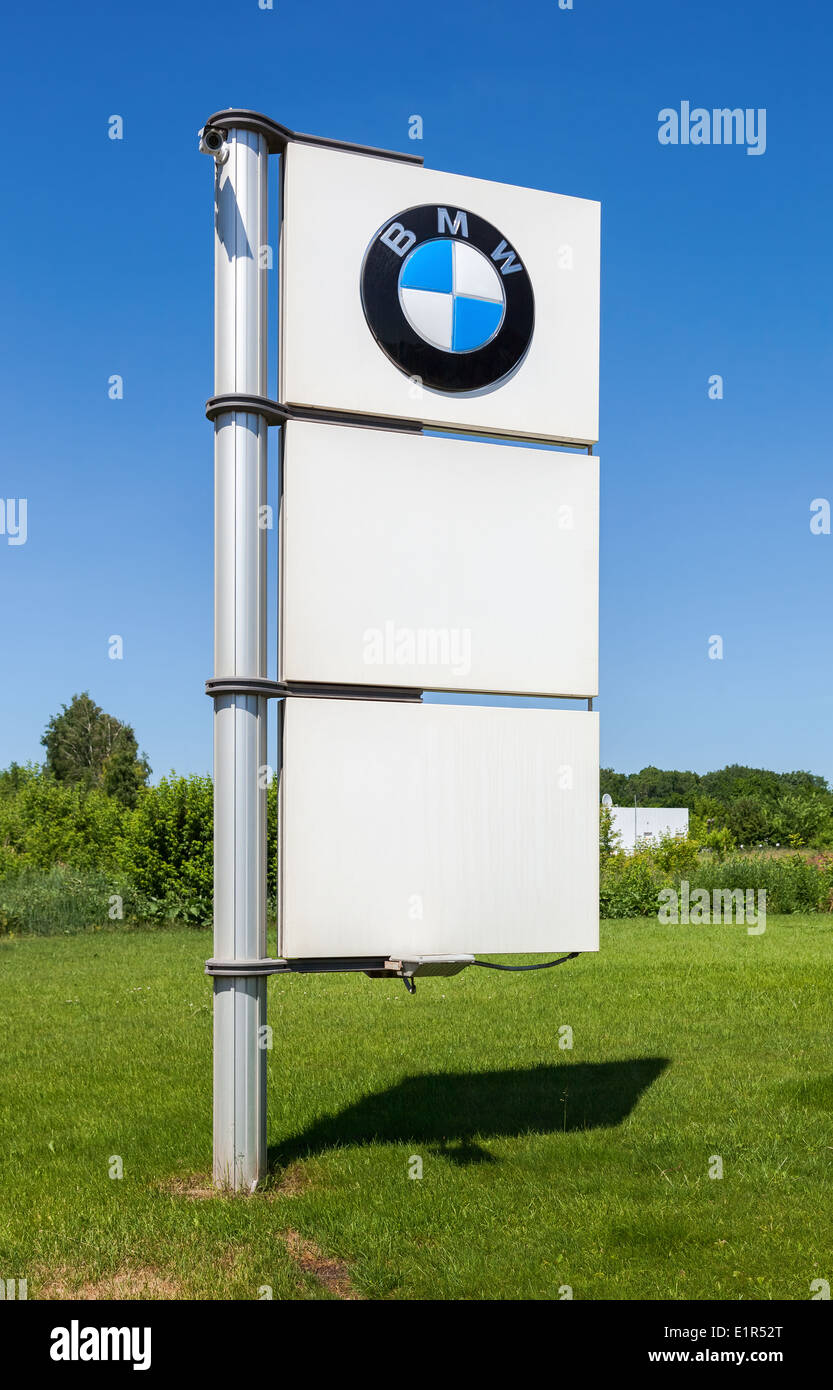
[270,1162,314,1197]
[159,1174,218,1200]
[159,1165,315,1201]
[36,1265,182,1300]
[281,1229,363,1300]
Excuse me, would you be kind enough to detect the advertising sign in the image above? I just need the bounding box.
[279,419,599,697]
[278,698,599,959]
[280,141,600,443]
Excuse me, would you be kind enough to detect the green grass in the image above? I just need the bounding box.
[0,865,137,935]
[1,917,831,1300]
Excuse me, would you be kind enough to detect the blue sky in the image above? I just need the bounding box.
[1,0,831,783]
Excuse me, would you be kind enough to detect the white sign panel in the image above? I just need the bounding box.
[279,419,599,697]
[278,698,599,959]
[280,142,600,444]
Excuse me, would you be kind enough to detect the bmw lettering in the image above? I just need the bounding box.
[360,205,535,393]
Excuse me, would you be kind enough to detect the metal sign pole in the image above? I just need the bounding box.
[205,124,269,1191]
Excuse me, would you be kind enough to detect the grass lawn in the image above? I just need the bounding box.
[1,915,831,1300]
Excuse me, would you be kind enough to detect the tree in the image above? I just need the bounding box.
[41,693,150,806]
[726,796,771,846]
[770,792,833,849]
[600,768,631,804]
[600,765,702,809]
[0,762,38,798]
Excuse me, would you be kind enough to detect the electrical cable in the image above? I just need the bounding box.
[472,952,581,971]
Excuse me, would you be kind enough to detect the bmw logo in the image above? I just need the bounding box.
[360,205,535,394]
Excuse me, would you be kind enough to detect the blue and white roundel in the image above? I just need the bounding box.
[361,204,534,393]
[398,238,506,353]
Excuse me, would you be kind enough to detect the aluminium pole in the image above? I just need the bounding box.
[207,127,269,1190]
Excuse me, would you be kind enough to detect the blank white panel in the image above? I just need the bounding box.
[279,421,598,698]
[280,142,600,444]
[278,699,599,958]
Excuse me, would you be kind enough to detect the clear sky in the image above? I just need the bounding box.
[1,0,831,783]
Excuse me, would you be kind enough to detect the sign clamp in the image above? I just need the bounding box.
[205,392,423,435]
[204,678,422,703]
[207,393,595,453]
[204,953,578,988]
[205,955,478,990]
[200,108,424,166]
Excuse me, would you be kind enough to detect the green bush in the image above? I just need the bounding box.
[599,850,660,918]
[0,774,128,873]
[641,831,700,877]
[0,766,286,934]
[119,774,213,921]
[688,815,734,858]
[677,853,833,915]
[600,834,833,920]
[769,793,833,849]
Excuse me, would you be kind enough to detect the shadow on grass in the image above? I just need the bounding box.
[269,1058,669,1169]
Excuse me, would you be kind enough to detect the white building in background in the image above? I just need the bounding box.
[606,804,689,854]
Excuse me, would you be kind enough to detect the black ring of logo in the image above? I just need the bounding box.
[360,204,535,394]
